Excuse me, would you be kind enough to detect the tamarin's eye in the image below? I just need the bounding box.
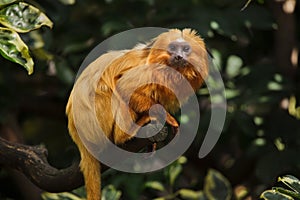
[168,44,177,52]
[168,41,191,56]
[183,45,191,53]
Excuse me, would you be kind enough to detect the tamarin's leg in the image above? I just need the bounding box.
[129,112,178,135]
[165,112,179,129]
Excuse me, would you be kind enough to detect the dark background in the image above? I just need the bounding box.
[0,0,299,199]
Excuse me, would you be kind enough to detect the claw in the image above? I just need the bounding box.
[152,142,157,152]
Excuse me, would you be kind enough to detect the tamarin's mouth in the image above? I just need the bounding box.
[169,55,189,67]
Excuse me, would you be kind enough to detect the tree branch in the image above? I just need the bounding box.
[0,137,84,192]
[0,136,152,193]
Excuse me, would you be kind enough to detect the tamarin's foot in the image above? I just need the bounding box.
[147,124,169,143]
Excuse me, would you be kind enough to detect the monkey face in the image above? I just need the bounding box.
[147,29,208,75]
[167,39,192,67]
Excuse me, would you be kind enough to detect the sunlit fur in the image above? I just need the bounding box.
[66,28,209,200]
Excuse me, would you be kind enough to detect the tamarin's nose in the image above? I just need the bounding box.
[174,55,183,60]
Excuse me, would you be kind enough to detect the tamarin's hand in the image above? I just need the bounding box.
[66,28,209,200]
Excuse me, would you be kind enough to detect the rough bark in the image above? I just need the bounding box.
[0,136,151,192]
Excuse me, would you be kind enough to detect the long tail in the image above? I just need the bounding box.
[66,100,101,200]
[80,145,101,200]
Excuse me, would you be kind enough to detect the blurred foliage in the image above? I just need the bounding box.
[42,156,232,200]
[261,175,300,200]
[42,185,121,200]
[0,0,299,199]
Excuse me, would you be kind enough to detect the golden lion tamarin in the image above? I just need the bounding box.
[66,28,209,200]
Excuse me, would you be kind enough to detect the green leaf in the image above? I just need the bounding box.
[31,48,54,61]
[0,0,16,7]
[178,189,207,200]
[225,89,240,99]
[164,156,187,187]
[278,175,300,194]
[0,27,33,74]
[204,169,232,200]
[241,0,252,11]
[55,59,75,85]
[41,192,84,200]
[226,55,243,78]
[273,187,300,199]
[144,181,165,191]
[28,30,45,49]
[169,164,182,187]
[101,185,122,200]
[0,2,53,33]
[210,49,222,70]
[288,96,300,120]
[267,81,283,91]
[178,156,187,164]
[260,190,294,200]
[71,187,86,197]
[58,0,76,5]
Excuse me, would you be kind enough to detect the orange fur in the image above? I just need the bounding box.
[66,28,209,200]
